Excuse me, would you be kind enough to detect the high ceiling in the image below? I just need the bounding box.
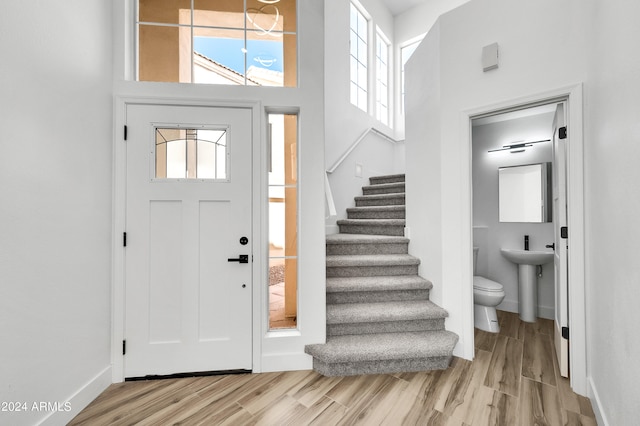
[380,0,430,16]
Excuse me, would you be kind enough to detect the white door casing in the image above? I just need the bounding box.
[464,84,586,395]
[124,104,253,377]
[552,103,570,378]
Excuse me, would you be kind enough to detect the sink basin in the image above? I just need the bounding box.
[501,248,554,265]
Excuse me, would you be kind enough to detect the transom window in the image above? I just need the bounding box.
[349,3,368,111]
[137,0,297,87]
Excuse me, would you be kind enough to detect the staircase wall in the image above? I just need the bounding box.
[325,135,404,233]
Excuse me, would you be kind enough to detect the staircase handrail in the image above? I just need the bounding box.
[326,127,399,174]
[325,127,398,220]
[325,171,337,219]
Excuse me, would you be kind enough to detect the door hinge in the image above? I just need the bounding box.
[123,232,127,247]
[124,125,128,141]
[122,340,126,355]
[562,326,569,340]
[559,126,567,140]
[560,226,568,239]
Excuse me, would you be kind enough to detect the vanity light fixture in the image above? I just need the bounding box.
[488,138,550,153]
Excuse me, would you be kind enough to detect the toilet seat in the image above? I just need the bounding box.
[473,276,504,292]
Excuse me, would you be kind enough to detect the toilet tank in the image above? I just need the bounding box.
[473,247,479,275]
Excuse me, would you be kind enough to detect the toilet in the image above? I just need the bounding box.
[473,247,505,333]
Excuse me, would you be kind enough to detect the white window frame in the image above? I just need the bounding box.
[350,2,369,112]
[375,28,390,127]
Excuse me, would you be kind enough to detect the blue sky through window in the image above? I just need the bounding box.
[194,37,284,74]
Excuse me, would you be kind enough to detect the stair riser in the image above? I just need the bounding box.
[312,356,452,377]
[338,224,404,236]
[327,319,445,336]
[326,289,429,304]
[362,185,405,196]
[369,176,405,185]
[347,210,405,219]
[326,265,419,278]
[355,197,405,207]
[326,243,409,256]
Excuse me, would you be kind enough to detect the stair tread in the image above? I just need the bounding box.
[327,275,432,292]
[370,173,406,180]
[347,205,405,212]
[305,330,458,363]
[327,300,448,324]
[326,254,420,267]
[326,233,409,244]
[363,182,405,190]
[337,219,406,225]
[354,192,405,200]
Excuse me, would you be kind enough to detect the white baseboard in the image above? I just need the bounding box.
[497,299,554,320]
[260,353,313,373]
[588,376,609,426]
[325,225,339,235]
[38,366,111,426]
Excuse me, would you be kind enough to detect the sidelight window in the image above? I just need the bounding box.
[268,113,298,329]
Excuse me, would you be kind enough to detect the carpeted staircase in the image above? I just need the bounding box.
[305,174,458,376]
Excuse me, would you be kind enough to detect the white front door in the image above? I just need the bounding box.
[552,103,570,378]
[124,104,253,378]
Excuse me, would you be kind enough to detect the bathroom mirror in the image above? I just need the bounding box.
[498,163,551,222]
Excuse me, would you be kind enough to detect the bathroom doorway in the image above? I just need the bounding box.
[467,88,586,393]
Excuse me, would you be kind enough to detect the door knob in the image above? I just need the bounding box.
[228,255,249,264]
[545,243,555,250]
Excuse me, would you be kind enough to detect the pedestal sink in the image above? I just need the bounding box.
[501,249,554,322]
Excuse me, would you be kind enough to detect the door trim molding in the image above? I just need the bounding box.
[462,83,587,395]
[112,97,263,382]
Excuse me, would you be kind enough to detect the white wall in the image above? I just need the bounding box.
[393,0,469,135]
[324,0,401,229]
[0,1,113,425]
[394,0,469,44]
[406,0,640,422]
[585,0,640,424]
[405,0,588,362]
[472,113,555,319]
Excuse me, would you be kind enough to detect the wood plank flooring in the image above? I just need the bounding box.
[69,311,596,425]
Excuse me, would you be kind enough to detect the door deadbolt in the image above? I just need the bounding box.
[239,236,248,245]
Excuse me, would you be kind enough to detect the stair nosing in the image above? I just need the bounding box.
[337,219,406,225]
[363,182,406,190]
[354,192,405,201]
[326,234,409,244]
[370,173,405,179]
[305,330,458,363]
[327,300,448,324]
[326,275,432,292]
[346,205,405,211]
[326,254,420,267]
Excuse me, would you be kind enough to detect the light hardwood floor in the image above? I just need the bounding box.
[70,311,596,425]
